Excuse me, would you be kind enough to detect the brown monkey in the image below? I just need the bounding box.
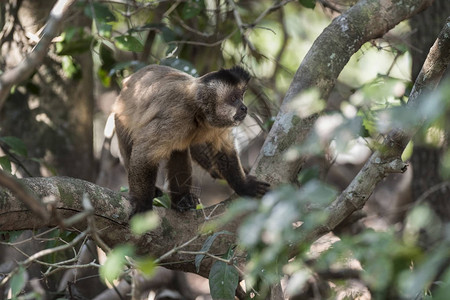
[114,64,270,214]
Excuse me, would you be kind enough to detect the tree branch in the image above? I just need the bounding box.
[0,0,77,110]
[0,177,237,278]
[295,16,450,249]
[0,170,50,221]
[251,0,434,183]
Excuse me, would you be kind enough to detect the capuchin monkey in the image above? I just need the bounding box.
[114,65,270,214]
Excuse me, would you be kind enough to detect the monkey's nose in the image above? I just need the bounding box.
[240,105,247,113]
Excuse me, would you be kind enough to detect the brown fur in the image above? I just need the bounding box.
[114,65,269,213]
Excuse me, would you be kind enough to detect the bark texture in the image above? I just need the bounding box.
[0,177,238,278]
[252,0,434,184]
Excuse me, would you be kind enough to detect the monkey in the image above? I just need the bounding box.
[114,64,270,214]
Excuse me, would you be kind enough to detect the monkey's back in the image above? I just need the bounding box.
[114,65,232,163]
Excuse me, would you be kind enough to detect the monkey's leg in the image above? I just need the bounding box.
[167,149,199,212]
[214,149,270,197]
[190,144,223,179]
[128,147,159,214]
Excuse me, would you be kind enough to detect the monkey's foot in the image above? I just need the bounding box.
[128,187,164,217]
[129,201,153,219]
[173,193,199,212]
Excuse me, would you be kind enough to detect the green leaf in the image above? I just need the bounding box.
[99,244,134,283]
[0,136,28,157]
[160,58,198,77]
[135,257,157,276]
[10,266,26,297]
[153,193,171,208]
[181,0,205,20]
[129,211,159,236]
[61,56,81,78]
[114,35,144,52]
[98,67,111,87]
[209,261,239,300]
[297,166,320,184]
[56,27,93,56]
[238,213,266,247]
[84,2,116,23]
[98,23,112,38]
[98,43,116,87]
[195,231,233,272]
[161,26,177,42]
[57,36,93,56]
[203,199,258,233]
[0,156,11,173]
[298,0,316,9]
[300,180,337,207]
[109,61,147,77]
[99,43,115,69]
[0,230,24,242]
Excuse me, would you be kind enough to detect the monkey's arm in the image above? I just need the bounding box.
[190,144,223,179]
[213,148,270,197]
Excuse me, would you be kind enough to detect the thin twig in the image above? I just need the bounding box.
[318,0,342,13]
[0,143,33,177]
[154,234,203,264]
[168,28,238,48]
[227,0,255,51]
[83,193,112,253]
[178,250,234,265]
[0,227,59,246]
[249,0,295,28]
[0,230,88,287]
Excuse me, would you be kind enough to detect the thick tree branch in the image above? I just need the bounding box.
[0,177,237,278]
[296,16,450,249]
[0,170,49,221]
[251,0,434,183]
[0,0,77,110]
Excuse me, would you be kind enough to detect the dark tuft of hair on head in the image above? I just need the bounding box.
[228,66,251,83]
[201,66,251,86]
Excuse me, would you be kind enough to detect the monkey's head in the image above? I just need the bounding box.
[197,66,250,128]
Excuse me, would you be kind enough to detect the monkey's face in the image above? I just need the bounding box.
[197,66,250,128]
[210,89,247,127]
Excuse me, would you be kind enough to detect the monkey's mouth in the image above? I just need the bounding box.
[233,112,247,123]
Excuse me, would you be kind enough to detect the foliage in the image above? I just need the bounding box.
[99,244,135,283]
[129,211,160,236]
[195,231,233,272]
[1,0,450,299]
[209,247,240,300]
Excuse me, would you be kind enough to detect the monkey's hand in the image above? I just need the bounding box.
[173,193,199,212]
[236,176,270,198]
